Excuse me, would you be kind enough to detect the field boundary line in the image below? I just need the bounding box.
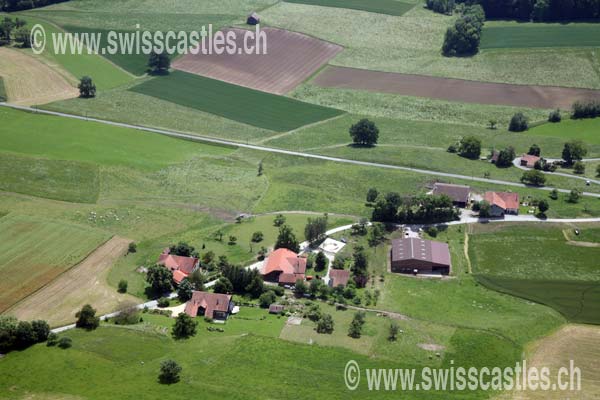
[2,102,600,199]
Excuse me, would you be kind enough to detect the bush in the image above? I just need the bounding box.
[259,290,277,308]
[46,332,59,347]
[158,360,182,384]
[316,314,334,334]
[172,314,198,339]
[521,170,546,186]
[57,337,72,349]
[118,279,128,293]
[157,297,170,308]
[548,109,561,123]
[75,304,100,331]
[113,304,141,325]
[509,113,529,132]
[573,161,585,174]
[251,231,264,243]
[572,100,600,119]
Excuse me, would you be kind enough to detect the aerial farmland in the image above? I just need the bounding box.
[0,0,599,399]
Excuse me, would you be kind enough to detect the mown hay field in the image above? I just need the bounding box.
[0,214,110,313]
[283,0,417,16]
[481,22,600,49]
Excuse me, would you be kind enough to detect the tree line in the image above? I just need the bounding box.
[0,0,68,11]
[460,0,600,21]
[371,192,460,224]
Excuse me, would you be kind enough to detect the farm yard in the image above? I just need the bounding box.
[173,28,342,95]
[129,71,344,131]
[312,66,600,109]
[1,0,600,398]
[0,214,110,313]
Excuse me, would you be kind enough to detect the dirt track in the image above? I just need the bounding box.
[313,66,600,109]
[0,47,78,106]
[6,236,138,327]
[173,27,342,94]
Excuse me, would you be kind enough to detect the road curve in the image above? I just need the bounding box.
[2,102,599,198]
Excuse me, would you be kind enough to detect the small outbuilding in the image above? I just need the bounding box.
[390,238,451,275]
[269,304,285,315]
[328,269,350,288]
[520,154,541,169]
[247,12,260,25]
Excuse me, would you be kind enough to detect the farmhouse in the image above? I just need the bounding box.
[247,12,260,25]
[157,249,199,284]
[390,238,451,275]
[261,248,306,286]
[520,154,541,168]
[431,183,471,208]
[484,192,520,217]
[184,291,234,320]
[328,269,350,288]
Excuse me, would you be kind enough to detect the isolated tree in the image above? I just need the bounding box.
[57,337,72,349]
[274,225,300,253]
[118,279,128,293]
[188,269,205,291]
[509,113,528,132]
[458,136,481,159]
[251,231,264,243]
[495,146,516,168]
[562,141,588,165]
[478,201,491,218]
[228,235,237,245]
[259,290,277,308]
[366,188,379,203]
[549,188,559,200]
[158,360,182,384]
[31,320,50,343]
[314,252,328,272]
[316,314,334,334]
[521,170,546,186]
[128,242,137,253]
[75,304,100,331]
[548,109,561,123]
[349,119,379,146]
[388,321,399,341]
[596,164,600,177]
[573,161,586,174]
[348,311,366,339]
[177,279,194,302]
[488,119,497,130]
[213,277,233,294]
[273,214,286,227]
[304,216,327,245]
[78,76,96,98]
[537,199,549,216]
[148,51,170,74]
[568,189,581,204]
[257,161,264,176]
[528,144,541,157]
[146,264,173,295]
[172,313,197,339]
[351,245,368,288]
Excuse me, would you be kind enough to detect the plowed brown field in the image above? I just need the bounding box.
[173,27,342,94]
[313,66,600,109]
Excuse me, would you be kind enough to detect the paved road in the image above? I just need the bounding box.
[2,102,599,198]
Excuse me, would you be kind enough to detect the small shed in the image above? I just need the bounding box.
[269,304,284,315]
[247,12,260,25]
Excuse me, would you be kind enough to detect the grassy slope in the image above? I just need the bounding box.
[0,214,110,312]
[469,223,600,324]
[481,22,600,49]
[262,4,600,89]
[15,15,134,90]
[129,71,344,132]
[529,118,600,145]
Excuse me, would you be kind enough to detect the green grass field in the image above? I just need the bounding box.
[529,118,600,145]
[129,71,344,132]
[16,15,135,91]
[481,23,600,49]
[0,152,100,203]
[565,226,600,243]
[469,223,600,324]
[0,214,110,312]
[283,0,416,16]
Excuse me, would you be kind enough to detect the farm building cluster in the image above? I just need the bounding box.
[430,182,520,217]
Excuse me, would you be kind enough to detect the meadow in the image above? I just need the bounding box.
[129,71,345,131]
[283,0,417,16]
[0,214,110,313]
[529,118,600,145]
[481,22,600,49]
[468,223,600,324]
[16,15,134,91]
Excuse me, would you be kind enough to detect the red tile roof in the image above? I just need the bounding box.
[172,270,187,284]
[184,291,232,318]
[329,269,350,287]
[262,248,307,277]
[521,154,540,168]
[484,192,519,210]
[157,253,198,275]
[278,272,305,285]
